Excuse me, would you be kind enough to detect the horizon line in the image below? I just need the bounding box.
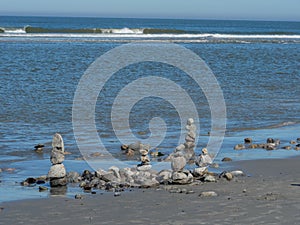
[1,13,299,23]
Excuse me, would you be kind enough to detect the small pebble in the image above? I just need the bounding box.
[38,186,48,192]
[114,192,121,197]
[75,194,83,199]
[199,191,218,197]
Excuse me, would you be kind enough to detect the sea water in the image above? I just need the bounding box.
[0,16,300,202]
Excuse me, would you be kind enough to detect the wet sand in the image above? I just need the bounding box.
[1,156,300,225]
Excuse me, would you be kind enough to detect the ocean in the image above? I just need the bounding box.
[0,16,300,201]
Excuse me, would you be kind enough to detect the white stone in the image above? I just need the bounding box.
[137,165,152,171]
[230,170,245,176]
[52,133,64,153]
[193,167,208,177]
[204,175,216,182]
[200,191,218,197]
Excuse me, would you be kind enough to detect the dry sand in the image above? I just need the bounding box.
[1,157,300,225]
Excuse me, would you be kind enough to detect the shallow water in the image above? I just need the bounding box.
[0,16,300,202]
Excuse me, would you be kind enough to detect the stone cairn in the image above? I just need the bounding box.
[137,144,152,171]
[169,118,197,184]
[170,118,196,163]
[47,133,67,187]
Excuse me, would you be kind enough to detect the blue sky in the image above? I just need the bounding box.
[0,0,299,21]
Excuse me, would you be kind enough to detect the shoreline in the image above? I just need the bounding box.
[1,156,300,224]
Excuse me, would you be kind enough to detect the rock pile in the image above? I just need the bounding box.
[234,137,300,151]
[47,133,67,187]
[167,118,197,164]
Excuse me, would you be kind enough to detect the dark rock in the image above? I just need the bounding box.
[82,170,93,180]
[267,138,275,144]
[49,177,67,187]
[67,171,81,183]
[222,157,232,162]
[121,144,128,151]
[36,180,46,184]
[283,146,292,150]
[25,177,37,184]
[244,138,252,144]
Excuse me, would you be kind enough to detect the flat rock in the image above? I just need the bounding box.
[136,165,152,171]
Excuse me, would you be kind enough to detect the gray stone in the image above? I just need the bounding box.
[50,176,67,187]
[66,171,80,183]
[156,170,172,184]
[128,141,141,152]
[175,144,185,152]
[204,175,216,182]
[50,150,65,165]
[171,156,186,172]
[48,164,66,178]
[108,166,121,179]
[101,172,120,183]
[52,133,64,153]
[230,170,245,177]
[193,167,208,177]
[198,154,212,167]
[172,171,193,184]
[137,165,152,171]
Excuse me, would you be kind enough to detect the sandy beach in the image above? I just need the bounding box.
[1,156,300,225]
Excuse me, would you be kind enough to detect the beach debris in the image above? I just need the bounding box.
[199,191,218,197]
[282,146,292,150]
[48,133,67,187]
